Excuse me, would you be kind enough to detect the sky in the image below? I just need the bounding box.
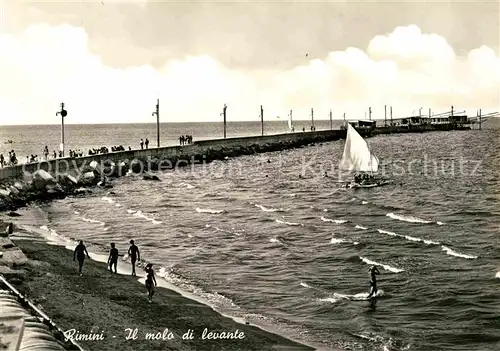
[0,0,499,125]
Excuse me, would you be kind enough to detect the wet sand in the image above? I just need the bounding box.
[6,236,314,351]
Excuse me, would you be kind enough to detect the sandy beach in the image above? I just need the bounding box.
[1,221,314,351]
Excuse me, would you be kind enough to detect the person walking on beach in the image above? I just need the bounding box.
[73,241,90,276]
[140,139,144,150]
[107,243,119,274]
[145,138,149,149]
[128,240,140,276]
[367,265,381,298]
[145,263,157,303]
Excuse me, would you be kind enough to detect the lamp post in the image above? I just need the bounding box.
[152,99,160,147]
[260,105,264,136]
[221,104,227,138]
[55,102,67,157]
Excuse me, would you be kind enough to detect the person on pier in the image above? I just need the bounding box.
[145,138,149,149]
[73,240,90,276]
[128,240,141,276]
[140,139,144,149]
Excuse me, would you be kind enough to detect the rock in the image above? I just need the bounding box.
[0,265,25,280]
[130,159,144,173]
[89,160,102,174]
[0,247,28,267]
[7,211,21,217]
[32,170,56,190]
[143,174,160,181]
[0,188,11,197]
[0,238,15,249]
[14,182,24,191]
[74,187,92,195]
[77,171,98,186]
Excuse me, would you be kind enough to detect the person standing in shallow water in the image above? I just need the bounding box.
[73,241,90,276]
[128,240,140,276]
[107,243,119,274]
[145,263,157,303]
[367,265,381,298]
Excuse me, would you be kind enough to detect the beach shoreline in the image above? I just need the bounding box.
[1,219,319,351]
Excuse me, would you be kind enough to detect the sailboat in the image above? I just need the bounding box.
[339,123,390,188]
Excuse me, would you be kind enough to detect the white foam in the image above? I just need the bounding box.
[178,182,194,189]
[318,297,338,303]
[355,225,368,230]
[496,272,500,279]
[133,210,163,225]
[386,212,432,224]
[255,204,285,212]
[359,256,404,273]
[437,221,445,225]
[377,229,439,245]
[300,282,310,288]
[330,237,346,244]
[115,204,122,207]
[127,209,136,214]
[79,217,105,226]
[73,211,80,215]
[196,207,224,214]
[331,289,385,301]
[362,201,368,205]
[101,196,115,204]
[441,246,477,259]
[270,237,282,244]
[320,216,348,224]
[275,219,303,226]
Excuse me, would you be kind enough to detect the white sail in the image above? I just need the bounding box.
[339,123,379,172]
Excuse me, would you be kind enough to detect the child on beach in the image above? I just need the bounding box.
[107,243,119,274]
[73,241,90,276]
[145,263,157,303]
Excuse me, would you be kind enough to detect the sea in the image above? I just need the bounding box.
[2,119,499,351]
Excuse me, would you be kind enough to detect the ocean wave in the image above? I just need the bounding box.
[359,256,404,273]
[196,207,225,214]
[178,182,195,189]
[205,224,244,236]
[496,272,500,279]
[101,196,115,204]
[377,229,440,245]
[79,217,106,226]
[320,216,348,224]
[255,204,285,212]
[330,237,347,244]
[299,282,310,288]
[355,225,368,230]
[362,201,369,205]
[132,210,163,225]
[386,212,432,224]
[320,290,385,303]
[275,219,303,226]
[270,236,284,244]
[441,246,477,259]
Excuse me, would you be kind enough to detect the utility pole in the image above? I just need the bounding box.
[221,104,227,138]
[311,108,314,129]
[152,99,160,147]
[479,109,482,130]
[55,102,67,157]
[329,109,332,130]
[260,105,264,136]
[289,109,293,132]
[390,106,393,125]
[384,105,387,127]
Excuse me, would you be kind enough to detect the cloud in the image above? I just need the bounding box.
[0,23,498,125]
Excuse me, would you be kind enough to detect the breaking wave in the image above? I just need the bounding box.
[441,246,477,259]
[359,256,404,273]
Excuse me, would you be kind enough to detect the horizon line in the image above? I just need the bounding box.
[2,116,496,127]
